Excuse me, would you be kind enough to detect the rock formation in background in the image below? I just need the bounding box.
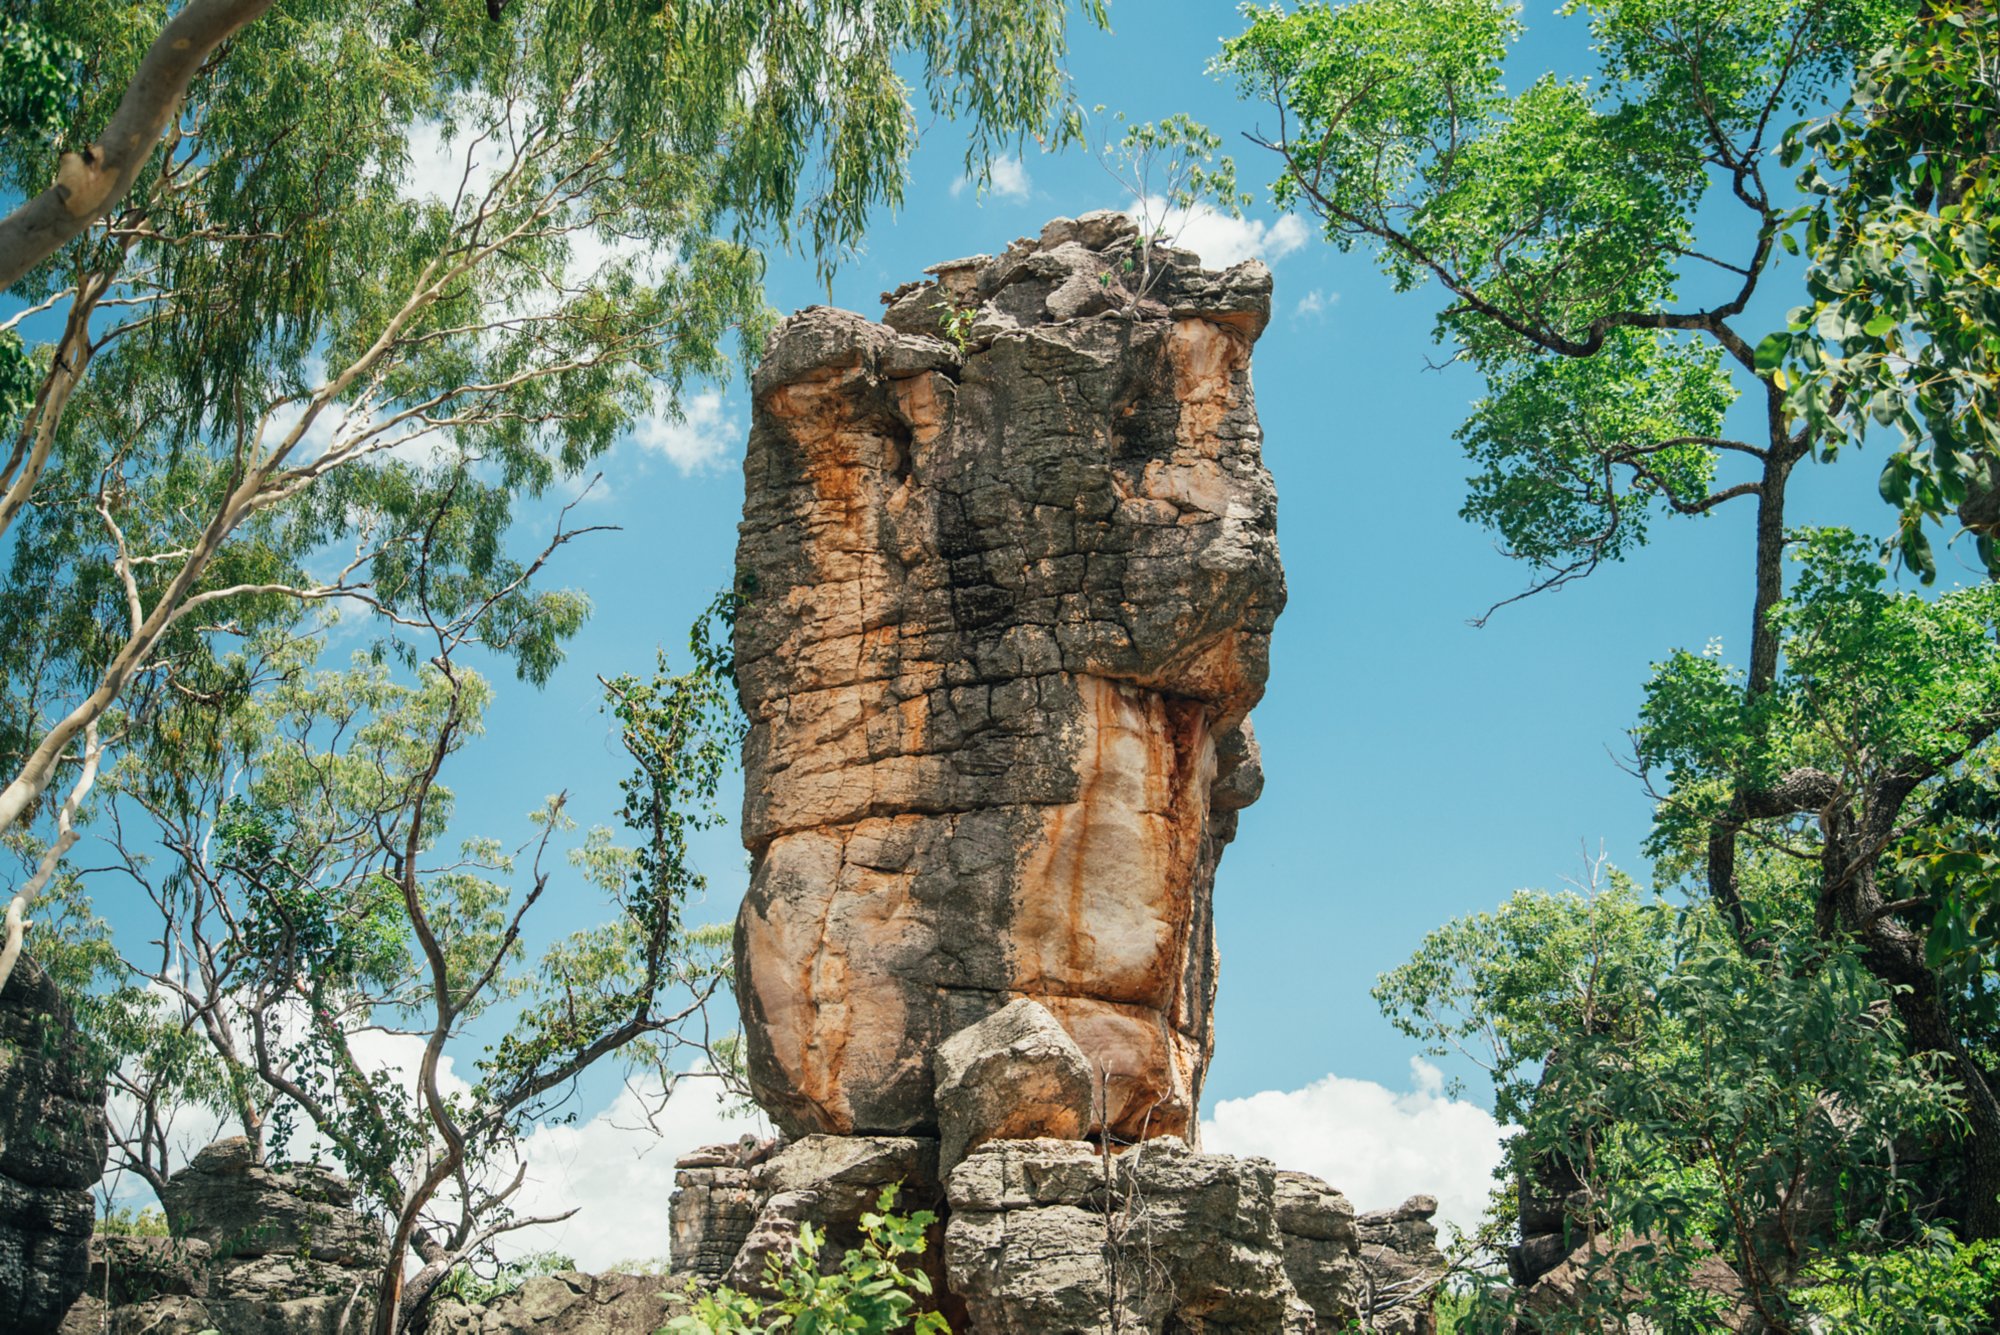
[64,1137,383,1335]
[0,956,108,1334]
[732,210,1285,1147]
[64,1134,695,1335]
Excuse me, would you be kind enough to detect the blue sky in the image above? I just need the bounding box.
[458,0,1895,1105]
[29,0,1941,1258]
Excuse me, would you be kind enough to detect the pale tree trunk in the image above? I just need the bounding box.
[0,0,273,291]
[0,720,102,992]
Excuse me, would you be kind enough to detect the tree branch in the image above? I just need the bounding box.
[0,0,275,290]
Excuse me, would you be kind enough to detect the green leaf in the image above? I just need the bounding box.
[1755,330,1793,372]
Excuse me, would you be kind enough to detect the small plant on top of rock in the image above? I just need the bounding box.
[664,1186,948,1334]
[1093,109,1251,307]
[937,305,978,353]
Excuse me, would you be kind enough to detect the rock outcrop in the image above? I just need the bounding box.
[719,1134,945,1297]
[669,1135,774,1281]
[0,956,108,1333]
[664,1129,1445,1334]
[425,1272,691,1334]
[932,998,1092,1176]
[1355,1196,1449,1335]
[942,1137,1442,1334]
[732,210,1285,1146]
[157,1137,382,1268]
[87,1235,212,1306]
[65,1138,382,1334]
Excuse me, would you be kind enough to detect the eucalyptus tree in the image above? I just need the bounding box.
[1218,0,2000,1241]
[0,0,276,291]
[100,576,748,1334]
[0,0,1103,979]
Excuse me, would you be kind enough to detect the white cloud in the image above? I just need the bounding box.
[631,389,739,474]
[950,154,1032,202]
[1201,1058,1508,1243]
[1131,201,1311,269]
[989,156,1032,200]
[503,1076,772,1270]
[1294,289,1338,319]
[401,114,508,210]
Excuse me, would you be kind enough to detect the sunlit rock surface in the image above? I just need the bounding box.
[731,211,1285,1146]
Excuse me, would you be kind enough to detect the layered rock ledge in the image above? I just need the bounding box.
[667,1132,1446,1334]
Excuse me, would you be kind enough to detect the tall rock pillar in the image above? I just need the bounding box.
[731,212,1285,1146]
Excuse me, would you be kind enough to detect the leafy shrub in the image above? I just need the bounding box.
[1796,1233,2000,1334]
[666,1186,947,1334]
[433,1250,578,1306]
[96,1205,169,1237]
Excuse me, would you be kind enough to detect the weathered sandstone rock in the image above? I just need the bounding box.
[1355,1195,1449,1335]
[933,998,1092,1175]
[424,1271,691,1334]
[1273,1170,1368,1327]
[157,1136,382,1268]
[0,956,108,1333]
[943,1136,1361,1334]
[722,1134,943,1294]
[668,1136,774,1280]
[733,210,1285,1145]
[70,1137,381,1334]
[87,1234,213,1305]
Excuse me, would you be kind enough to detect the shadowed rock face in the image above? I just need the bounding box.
[732,212,1285,1145]
[0,957,107,1334]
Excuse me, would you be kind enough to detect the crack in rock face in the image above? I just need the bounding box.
[732,210,1286,1146]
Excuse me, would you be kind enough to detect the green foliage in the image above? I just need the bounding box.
[1373,871,1676,1127]
[96,1205,169,1237]
[1638,528,2000,909]
[1768,2,2000,579]
[0,15,83,143]
[1458,332,1731,579]
[432,1250,578,1306]
[1796,1232,2000,1333]
[1383,879,1965,1327]
[936,306,976,353]
[667,1187,948,1335]
[1215,0,1900,601]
